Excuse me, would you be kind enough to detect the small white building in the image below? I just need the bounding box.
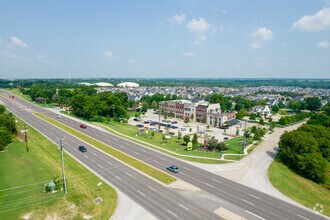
[250,105,272,118]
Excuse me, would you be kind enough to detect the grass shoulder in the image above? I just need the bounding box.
[269,159,329,217]
[0,118,117,219]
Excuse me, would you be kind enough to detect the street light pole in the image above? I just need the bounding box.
[24,124,29,152]
[60,138,67,194]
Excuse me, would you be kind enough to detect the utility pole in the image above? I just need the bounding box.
[24,124,29,152]
[60,138,67,194]
[158,113,161,130]
[243,120,247,154]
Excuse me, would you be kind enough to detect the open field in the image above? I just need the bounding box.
[269,160,330,217]
[35,113,176,185]
[0,117,117,219]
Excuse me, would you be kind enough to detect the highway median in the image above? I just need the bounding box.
[34,113,176,185]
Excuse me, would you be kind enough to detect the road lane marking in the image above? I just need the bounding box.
[140,149,146,152]
[134,152,140,155]
[182,167,191,171]
[241,199,254,205]
[93,153,98,156]
[125,172,132,177]
[249,193,261,200]
[297,215,310,220]
[152,160,159,164]
[137,190,145,196]
[97,164,103,168]
[115,176,122,181]
[178,203,189,211]
[211,179,222,184]
[107,161,113,165]
[167,210,177,217]
[245,210,266,220]
[148,186,157,191]
[160,157,166,160]
[204,183,215,188]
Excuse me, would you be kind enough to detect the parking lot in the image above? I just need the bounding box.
[128,109,257,143]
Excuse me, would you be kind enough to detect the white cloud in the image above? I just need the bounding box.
[186,17,210,43]
[250,42,262,49]
[182,52,197,57]
[317,41,330,48]
[10,36,28,49]
[129,59,137,64]
[172,14,186,25]
[292,7,330,31]
[104,50,113,58]
[326,0,330,7]
[251,27,273,41]
[36,54,49,63]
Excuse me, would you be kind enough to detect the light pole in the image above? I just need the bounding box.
[23,124,29,152]
[59,138,67,194]
[111,105,116,119]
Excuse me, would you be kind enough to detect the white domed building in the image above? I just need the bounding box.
[94,82,114,87]
[117,82,139,88]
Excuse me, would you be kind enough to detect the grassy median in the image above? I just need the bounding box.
[35,113,176,185]
[269,160,329,217]
[0,117,117,219]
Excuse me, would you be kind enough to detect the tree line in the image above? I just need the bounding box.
[278,113,330,184]
[0,105,17,151]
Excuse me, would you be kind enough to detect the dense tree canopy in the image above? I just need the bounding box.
[205,94,232,110]
[0,105,16,150]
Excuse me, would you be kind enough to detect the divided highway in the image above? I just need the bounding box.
[1,90,328,220]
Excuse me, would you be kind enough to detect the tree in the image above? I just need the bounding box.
[0,127,12,151]
[272,105,279,113]
[0,105,6,114]
[183,135,190,145]
[178,131,182,139]
[190,113,194,120]
[192,133,198,148]
[236,108,248,119]
[304,97,321,111]
[322,104,330,116]
[259,118,264,125]
[249,114,256,120]
[151,101,158,111]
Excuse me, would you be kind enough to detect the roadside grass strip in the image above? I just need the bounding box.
[35,113,176,185]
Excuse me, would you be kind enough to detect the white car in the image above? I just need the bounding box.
[178,127,187,131]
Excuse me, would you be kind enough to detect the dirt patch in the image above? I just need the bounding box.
[20,212,33,220]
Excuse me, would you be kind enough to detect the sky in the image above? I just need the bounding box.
[0,0,330,79]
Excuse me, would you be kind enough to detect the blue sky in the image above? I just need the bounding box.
[0,0,330,78]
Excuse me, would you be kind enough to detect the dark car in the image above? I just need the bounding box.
[136,124,144,128]
[167,165,179,173]
[171,125,178,129]
[133,118,140,121]
[224,137,229,140]
[150,121,158,126]
[171,121,178,124]
[80,124,87,129]
[78,146,87,152]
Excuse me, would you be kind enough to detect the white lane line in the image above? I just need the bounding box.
[204,183,215,188]
[107,161,113,165]
[249,193,261,200]
[297,215,310,220]
[137,190,145,197]
[182,167,191,171]
[125,172,132,177]
[97,164,103,168]
[167,210,177,218]
[178,203,189,211]
[241,199,254,205]
[160,157,166,161]
[211,179,222,184]
[115,176,122,181]
[152,160,159,164]
[84,155,89,159]
[245,210,266,220]
[148,186,157,192]
[134,152,140,155]
[179,171,184,175]
[141,149,146,152]
[93,153,98,156]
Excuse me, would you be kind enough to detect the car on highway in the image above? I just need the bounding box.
[78,146,87,152]
[80,124,87,129]
[167,165,179,173]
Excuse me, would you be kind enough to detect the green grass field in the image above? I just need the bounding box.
[0,118,117,220]
[269,160,329,217]
[35,113,176,185]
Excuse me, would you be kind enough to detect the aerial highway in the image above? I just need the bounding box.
[1,90,328,220]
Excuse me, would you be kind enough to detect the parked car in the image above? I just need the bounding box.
[224,137,229,140]
[78,146,87,152]
[179,127,187,131]
[143,120,151,124]
[149,127,157,131]
[171,121,178,124]
[171,125,178,129]
[150,121,158,126]
[80,124,87,129]
[169,132,175,135]
[157,129,163,133]
[133,118,140,121]
[167,165,179,173]
[136,124,144,128]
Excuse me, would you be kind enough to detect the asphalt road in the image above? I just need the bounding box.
[0,92,220,220]
[1,90,328,220]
